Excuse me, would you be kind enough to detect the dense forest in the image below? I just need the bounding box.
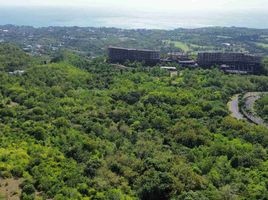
[0,44,268,200]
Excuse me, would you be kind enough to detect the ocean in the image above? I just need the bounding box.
[0,6,268,29]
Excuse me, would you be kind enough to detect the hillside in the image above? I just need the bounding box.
[1,26,268,57]
[0,48,268,199]
[0,43,34,72]
[256,94,268,123]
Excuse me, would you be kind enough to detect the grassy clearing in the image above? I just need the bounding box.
[163,40,190,52]
[163,40,217,52]
[189,43,215,50]
[0,193,5,200]
[216,35,232,39]
[173,41,190,52]
[255,42,268,49]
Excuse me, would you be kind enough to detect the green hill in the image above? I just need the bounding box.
[0,43,32,72]
[0,53,268,200]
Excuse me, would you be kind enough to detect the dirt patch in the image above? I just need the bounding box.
[7,102,19,108]
[0,178,22,200]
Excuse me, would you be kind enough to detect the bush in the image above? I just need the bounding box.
[22,183,35,195]
[11,166,24,177]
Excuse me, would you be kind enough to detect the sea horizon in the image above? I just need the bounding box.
[1,6,268,30]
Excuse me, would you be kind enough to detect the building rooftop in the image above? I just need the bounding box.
[179,60,196,64]
[8,70,25,75]
[224,70,248,74]
[108,46,160,52]
[160,66,177,70]
[198,51,261,58]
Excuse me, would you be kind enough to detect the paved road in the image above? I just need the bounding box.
[228,94,244,120]
[228,92,268,127]
[243,93,267,126]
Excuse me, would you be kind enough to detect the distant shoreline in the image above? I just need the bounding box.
[0,7,267,29]
[0,24,268,31]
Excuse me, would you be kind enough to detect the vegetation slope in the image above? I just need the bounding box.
[0,46,268,200]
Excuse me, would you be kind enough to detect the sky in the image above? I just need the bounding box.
[0,0,267,28]
[1,0,268,12]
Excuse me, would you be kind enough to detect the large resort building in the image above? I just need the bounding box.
[108,47,263,74]
[197,52,262,74]
[108,47,160,65]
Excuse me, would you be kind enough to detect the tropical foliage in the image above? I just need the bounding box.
[0,43,33,71]
[0,47,268,199]
[256,94,268,122]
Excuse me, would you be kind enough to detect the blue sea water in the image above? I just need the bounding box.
[0,6,267,29]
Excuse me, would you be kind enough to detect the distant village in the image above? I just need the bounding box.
[0,25,266,75]
[108,46,263,75]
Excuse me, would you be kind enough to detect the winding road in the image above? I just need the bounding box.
[227,94,244,120]
[228,92,268,127]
